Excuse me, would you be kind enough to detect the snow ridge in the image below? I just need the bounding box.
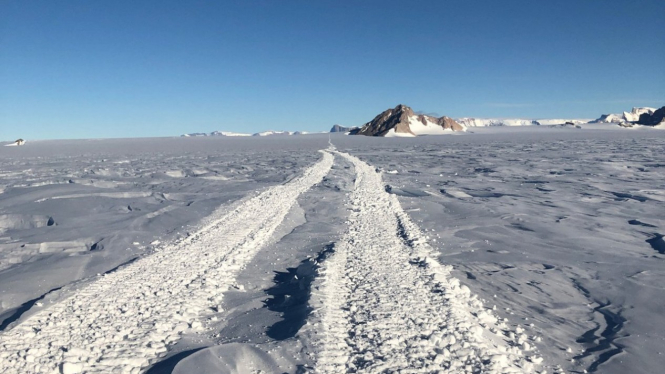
[310,151,541,373]
[0,151,333,374]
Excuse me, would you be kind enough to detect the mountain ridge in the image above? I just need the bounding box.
[351,104,465,137]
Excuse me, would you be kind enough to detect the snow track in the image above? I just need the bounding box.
[0,151,333,374]
[310,151,540,373]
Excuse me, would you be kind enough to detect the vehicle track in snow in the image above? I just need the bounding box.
[309,150,542,373]
[0,151,333,374]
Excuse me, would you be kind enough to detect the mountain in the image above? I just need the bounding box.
[330,124,359,133]
[637,106,665,127]
[252,130,294,136]
[352,104,465,137]
[456,118,537,127]
[456,118,590,127]
[591,107,656,123]
[4,139,26,147]
[182,131,251,137]
[181,130,319,137]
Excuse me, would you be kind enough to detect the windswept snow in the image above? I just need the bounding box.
[1,129,664,374]
[309,150,538,373]
[0,150,333,373]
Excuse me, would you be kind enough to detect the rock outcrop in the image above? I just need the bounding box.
[637,106,665,126]
[353,104,465,137]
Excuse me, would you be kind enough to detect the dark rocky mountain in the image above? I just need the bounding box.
[352,104,465,137]
[637,106,665,126]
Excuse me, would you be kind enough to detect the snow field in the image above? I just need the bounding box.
[0,151,334,374]
[309,150,541,373]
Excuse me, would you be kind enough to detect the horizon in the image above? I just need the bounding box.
[1,103,661,142]
[2,0,664,140]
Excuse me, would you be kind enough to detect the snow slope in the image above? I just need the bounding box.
[384,116,463,137]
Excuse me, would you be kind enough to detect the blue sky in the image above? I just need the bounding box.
[1,0,664,140]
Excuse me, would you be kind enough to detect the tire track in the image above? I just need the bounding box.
[0,150,333,374]
[310,150,541,373]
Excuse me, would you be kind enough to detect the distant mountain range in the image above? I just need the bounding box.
[181,130,316,137]
[182,104,665,139]
[590,107,657,123]
[456,118,589,127]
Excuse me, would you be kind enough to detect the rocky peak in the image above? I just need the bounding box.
[637,106,665,126]
[353,104,464,137]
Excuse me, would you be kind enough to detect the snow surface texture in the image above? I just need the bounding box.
[1,129,664,374]
[344,129,665,374]
[309,150,539,373]
[0,149,333,373]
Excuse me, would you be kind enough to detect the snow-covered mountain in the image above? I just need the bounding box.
[252,130,294,136]
[352,104,465,137]
[457,118,590,127]
[591,107,656,123]
[456,118,537,127]
[181,130,313,137]
[182,131,251,137]
[330,124,359,133]
[636,106,665,127]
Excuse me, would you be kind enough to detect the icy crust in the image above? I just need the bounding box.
[310,151,542,373]
[0,151,334,374]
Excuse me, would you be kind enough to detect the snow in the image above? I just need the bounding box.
[591,107,656,123]
[0,145,333,373]
[458,118,592,127]
[1,128,664,374]
[384,128,416,137]
[457,118,538,127]
[408,116,457,135]
[310,149,537,373]
[252,130,294,136]
[182,131,251,137]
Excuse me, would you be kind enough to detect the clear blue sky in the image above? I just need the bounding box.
[1,0,664,140]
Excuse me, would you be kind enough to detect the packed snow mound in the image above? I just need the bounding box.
[591,107,657,123]
[182,131,251,137]
[352,104,465,137]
